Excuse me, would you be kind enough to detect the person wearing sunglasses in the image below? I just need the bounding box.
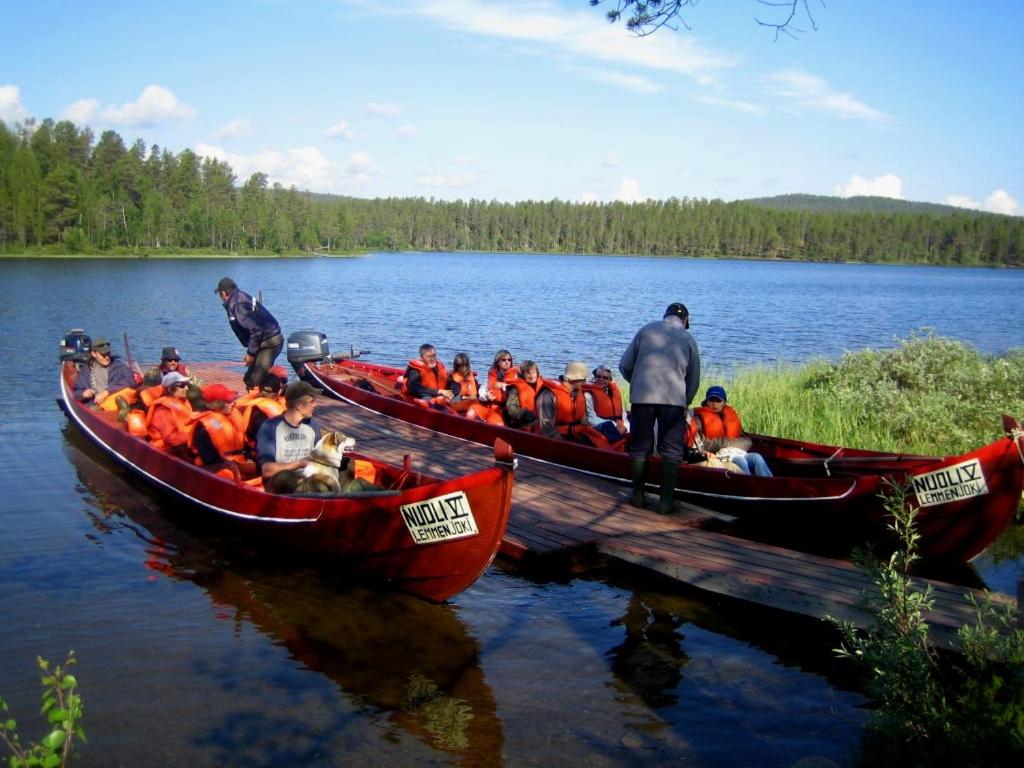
[583,365,629,439]
[691,386,773,477]
[73,336,137,412]
[482,349,519,404]
[619,302,701,513]
[145,371,195,458]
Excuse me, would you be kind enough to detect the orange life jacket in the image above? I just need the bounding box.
[450,370,479,398]
[582,381,625,421]
[145,397,194,450]
[97,386,139,412]
[139,384,165,408]
[402,359,449,398]
[693,405,743,440]
[239,396,286,449]
[543,380,612,448]
[126,410,148,437]
[486,365,520,404]
[507,377,544,415]
[188,409,246,463]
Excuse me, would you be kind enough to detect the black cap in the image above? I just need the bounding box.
[215,277,237,294]
[285,380,322,404]
[664,302,689,320]
[161,346,181,361]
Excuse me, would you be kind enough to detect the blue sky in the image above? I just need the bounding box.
[2,0,1022,213]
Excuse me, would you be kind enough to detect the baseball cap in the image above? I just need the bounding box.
[202,383,239,403]
[664,302,689,320]
[705,385,727,402]
[161,371,190,389]
[215,277,237,294]
[92,337,111,351]
[285,380,322,403]
[269,365,289,380]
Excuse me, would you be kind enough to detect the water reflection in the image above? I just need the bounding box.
[63,428,503,767]
[608,592,689,711]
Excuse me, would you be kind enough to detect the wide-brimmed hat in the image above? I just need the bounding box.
[285,380,322,404]
[161,346,181,361]
[202,383,239,403]
[563,361,589,382]
[215,277,238,294]
[161,371,190,389]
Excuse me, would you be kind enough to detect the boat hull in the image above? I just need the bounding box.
[303,360,1024,562]
[60,362,514,601]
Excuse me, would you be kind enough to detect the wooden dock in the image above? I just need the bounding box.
[193,362,1017,650]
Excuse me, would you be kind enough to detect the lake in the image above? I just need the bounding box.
[1,253,1022,767]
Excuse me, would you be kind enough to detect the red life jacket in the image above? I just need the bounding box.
[450,370,479,398]
[145,396,194,450]
[693,405,743,439]
[582,381,625,421]
[139,384,165,408]
[188,409,246,463]
[402,359,449,397]
[507,377,544,414]
[240,396,286,447]
[486,365,520,404]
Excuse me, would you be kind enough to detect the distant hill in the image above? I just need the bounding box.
[743,193,985,217]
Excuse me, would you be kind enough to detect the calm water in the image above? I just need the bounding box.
[1,253,1022,767]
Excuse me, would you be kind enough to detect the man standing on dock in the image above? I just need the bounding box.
[619,303,701,513]
[215,277,284,390]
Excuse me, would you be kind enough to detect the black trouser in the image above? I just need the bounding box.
[628,404,686,464]
[244,333,283,390]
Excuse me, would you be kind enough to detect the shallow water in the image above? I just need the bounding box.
[0,253,1021,766]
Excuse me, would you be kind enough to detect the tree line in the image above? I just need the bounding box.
[1,119,1021,267]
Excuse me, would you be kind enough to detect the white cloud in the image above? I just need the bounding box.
[367,102,402,117]
[696,94,765,115]
[0,84,30,122]
[835,173,903,199]
[388,0,734,84]
[395,124,418,137]
[764,69,887,122]
[946,189,1022,216]
[61,98,99,125]
[102,85,196,125]
[581,191,599,203]
[216,119,250,139]
[590,70,662,94]
[602,151,619,168]
[615,177,642,203]
[196,142,337,191]
[325,120,354,139]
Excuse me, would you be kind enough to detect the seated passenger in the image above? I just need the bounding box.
[240,372,287,454]
[692,386,772,477]
[257,381,323,483]
[450,352,504,425]
[503,360,544,428]
[583,365,630,439]
[158,346,190,378]
[402,343,457,405]
[536,361,619,447]
[190,383,246,468]
[145,371,195,458]
[482,349,519,404]
[73,337,138,413]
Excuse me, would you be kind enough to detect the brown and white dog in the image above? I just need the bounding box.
[296,431,357,495]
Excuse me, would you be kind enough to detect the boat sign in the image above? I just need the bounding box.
[399,491,479,544]
[911,458,988,507]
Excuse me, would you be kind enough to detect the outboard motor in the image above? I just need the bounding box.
[60,328,92,364]
[287,330,331,368]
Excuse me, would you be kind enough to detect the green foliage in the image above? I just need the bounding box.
[1,118,1023,265]
[0,652,84,768]
[726,332,1024,455]
[830,484,1024,767]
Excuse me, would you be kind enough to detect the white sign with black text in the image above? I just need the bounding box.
[911,458,988,507]
[399,491,479,544]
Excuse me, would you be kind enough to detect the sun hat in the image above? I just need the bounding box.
[161,346,181,361]
[202,383,239,403]
[161,371,190,389]
[563,361,589,381]
[285,380,322,404]
[705,385,727,402]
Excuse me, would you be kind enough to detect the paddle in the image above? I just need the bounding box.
[123,331,144,381]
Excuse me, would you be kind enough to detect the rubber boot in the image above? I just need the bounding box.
[115,396,131,423]
[656,461,680,514]
[628,458,647,509]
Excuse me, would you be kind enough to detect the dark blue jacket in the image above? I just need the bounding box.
[223,289,281,356]
[73,356,136,401]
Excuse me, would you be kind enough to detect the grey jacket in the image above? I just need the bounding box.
[618,315,700,407]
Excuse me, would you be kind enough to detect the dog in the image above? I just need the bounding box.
[295,431,357,495]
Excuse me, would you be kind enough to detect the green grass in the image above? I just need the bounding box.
[623,332,1024,455]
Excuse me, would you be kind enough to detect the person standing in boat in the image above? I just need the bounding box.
[256,380,323,483]
[619,302,701,513]
[215,277,284,390]
[402,343,457,405]
[73,336,137,412]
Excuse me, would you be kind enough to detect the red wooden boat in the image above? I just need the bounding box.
[59,360,515,602]
[296,355,1024,562]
